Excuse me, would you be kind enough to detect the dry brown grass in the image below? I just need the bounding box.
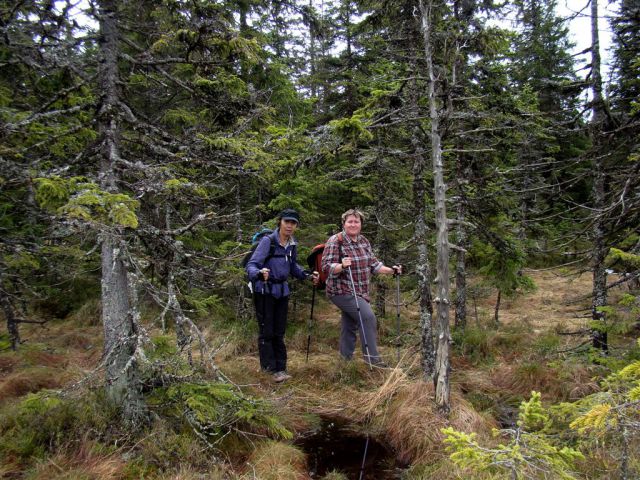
[559,363,600,400]
[489,358,601,403]
[0,355,20,377]
[385,383,495,465]
[473,270,592,331]
[335,365,498,466]
[66,298,102,327]
[378,380,445,465]
[453,367,500,398]
[154,465,229,479]
[29,441,126,479]
[0,367,69,401]
[56,331,96,350]
[23,349,68,368]
[491,362,561,398]
[241,440,307,480]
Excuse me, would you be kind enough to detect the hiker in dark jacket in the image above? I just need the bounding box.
[246,208,318,383]
[321,208,402,366]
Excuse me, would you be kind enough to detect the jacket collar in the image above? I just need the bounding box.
[341,229,360,243]
[272,228,297,247]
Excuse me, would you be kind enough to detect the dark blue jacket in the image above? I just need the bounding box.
[246,229,307,298]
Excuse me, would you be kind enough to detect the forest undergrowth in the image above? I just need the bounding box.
[0,269,638,479]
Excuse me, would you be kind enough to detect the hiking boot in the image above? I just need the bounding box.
[273,371,292,383]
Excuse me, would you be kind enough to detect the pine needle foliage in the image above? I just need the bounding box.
[567,341,640,477]
[443,391,584,479]
[149,382,292,445]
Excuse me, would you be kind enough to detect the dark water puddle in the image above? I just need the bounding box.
[296,416,407,479]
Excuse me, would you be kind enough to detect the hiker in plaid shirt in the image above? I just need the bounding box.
[321,209,402,366]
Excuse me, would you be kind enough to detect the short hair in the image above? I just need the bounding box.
[341,208,365,225]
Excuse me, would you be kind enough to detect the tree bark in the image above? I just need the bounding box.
[0,267,19,350]
[494,289,502,326]
[454,158,467,330]
[408,47,435,380]
[97,0,145,423]
[589,0,609,352]
[420,0,451,414]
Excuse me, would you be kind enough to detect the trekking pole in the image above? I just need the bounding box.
[395,268,401,363]
[358,434,370,480]
[347,266,373,370]
[305,285,316,363]
[261,271,269,332]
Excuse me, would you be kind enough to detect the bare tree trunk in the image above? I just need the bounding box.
[420,0,451,414]
[589,0,609,352]
[97,0,145,423]
[374,179,388,320]
[408,48,435,379]
[494,289,501,326]
[0,267,19,350]
[308,0,318,106]
[454,168,467,330]
[235,178,243,242]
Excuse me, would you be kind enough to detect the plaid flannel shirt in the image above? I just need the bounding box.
[321,231,382,302]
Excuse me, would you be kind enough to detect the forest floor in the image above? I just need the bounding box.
[1,268,632,479]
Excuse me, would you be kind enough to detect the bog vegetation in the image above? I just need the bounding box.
[0,0,639,479]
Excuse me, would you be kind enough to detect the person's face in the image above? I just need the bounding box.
[343,215,362,237]
[280,219,298,237]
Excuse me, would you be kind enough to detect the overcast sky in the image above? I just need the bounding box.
[559,0,615,76]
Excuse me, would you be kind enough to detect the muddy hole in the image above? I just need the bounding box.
[296,416,406,479]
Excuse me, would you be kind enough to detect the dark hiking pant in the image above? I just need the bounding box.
[254,293,289,373]
[329,294,382,364]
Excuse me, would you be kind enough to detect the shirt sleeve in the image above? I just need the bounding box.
[322,235,341,277]
[365,238,383,273]
[245,237,271,281]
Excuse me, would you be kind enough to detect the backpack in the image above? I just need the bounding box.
[241,228,275,269]
[306,233,343,290]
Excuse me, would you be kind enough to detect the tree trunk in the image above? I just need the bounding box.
[374,181,388,320]
[308,0,318,105]
[97,0,145,423]
[235,178,243,242]
[589,0,609,352]
[494,289,502,326]
[420,0,451,415]
[454,159,467,330]
[0,267,19,350]
[408,47,435,380]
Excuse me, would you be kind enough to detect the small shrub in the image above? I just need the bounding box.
[443,392,584,479]
[0,390,118,461]
[135,423,213,474]
[452,326,493,365]
[148,382,292,444]
[0,334,12,350]
[533,331,561,356]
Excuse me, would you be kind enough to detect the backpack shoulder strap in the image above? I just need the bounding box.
[264,236,277,263]
[336,232,344,261]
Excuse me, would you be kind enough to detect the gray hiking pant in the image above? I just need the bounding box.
[329,294,381,364]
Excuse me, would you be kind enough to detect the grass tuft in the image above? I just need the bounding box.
[27,440,126,480]
[0,367,68,401]
[241,440,307,480]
